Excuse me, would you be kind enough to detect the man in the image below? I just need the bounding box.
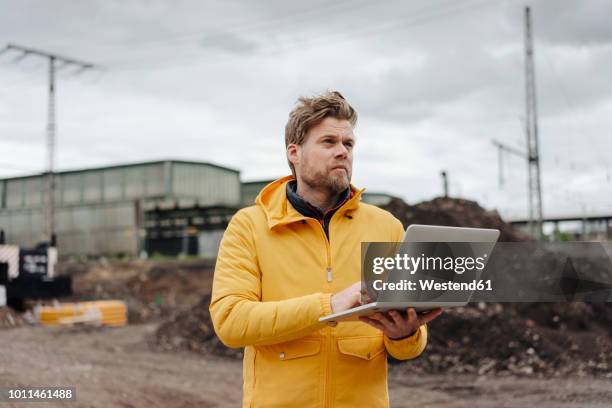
[210,91,442,407]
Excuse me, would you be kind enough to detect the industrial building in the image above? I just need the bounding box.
[1,163,401,258]
[0,160,240,258]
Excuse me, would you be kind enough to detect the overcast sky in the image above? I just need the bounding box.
[1,0,611,221]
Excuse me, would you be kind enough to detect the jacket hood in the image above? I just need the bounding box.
[255,175,364,230]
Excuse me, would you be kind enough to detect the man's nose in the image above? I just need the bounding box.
[334,143,349,158]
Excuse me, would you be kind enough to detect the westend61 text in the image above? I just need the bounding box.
[372,279,493,292]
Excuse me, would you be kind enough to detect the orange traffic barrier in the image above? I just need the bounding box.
[37,300,127,327]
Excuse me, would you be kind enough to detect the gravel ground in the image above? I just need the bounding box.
[1,323,611,408]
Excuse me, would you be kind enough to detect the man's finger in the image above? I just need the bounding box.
[405,308,418,325]
[387,310,405,327]
[349,291,362,307]
[369,312,394,330]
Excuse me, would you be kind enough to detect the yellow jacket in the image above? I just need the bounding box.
[210,176,427,407]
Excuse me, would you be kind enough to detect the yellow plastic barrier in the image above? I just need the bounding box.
[37,300,127,327]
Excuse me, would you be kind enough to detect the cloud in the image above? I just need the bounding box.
[528,0,612,47]
[0,0,611,221]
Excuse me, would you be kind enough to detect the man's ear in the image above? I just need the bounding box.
[287,144,299,167]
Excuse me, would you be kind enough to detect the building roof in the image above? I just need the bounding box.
[241,179,276,186]
[0,159,240,182]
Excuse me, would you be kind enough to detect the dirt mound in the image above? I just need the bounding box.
[150,294,242,359]
[152,299,611,377]
[62,259,215,323]
[382,196,529,242]
[379,196,611,376]
[392,303,612,378]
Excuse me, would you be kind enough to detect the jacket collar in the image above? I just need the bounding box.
[285,179,351,220]
[255,175,364,230]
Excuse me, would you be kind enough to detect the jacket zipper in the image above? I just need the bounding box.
[309,210,351,407]
[307,219,334,407]
[320,210,347,283]
[326,331,333,407]
[312,221,333,283]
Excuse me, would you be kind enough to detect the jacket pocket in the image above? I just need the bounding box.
[337,336,385,360]
[334,336,389,407]
[274,339,321,360]
[252,339,322,408]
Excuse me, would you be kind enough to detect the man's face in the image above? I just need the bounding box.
[288,117,355,194]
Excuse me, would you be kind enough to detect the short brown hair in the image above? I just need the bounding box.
[285,90,358,175]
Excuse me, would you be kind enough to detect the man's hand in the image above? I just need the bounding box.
[331,281,363,313]
[359,308,443,339]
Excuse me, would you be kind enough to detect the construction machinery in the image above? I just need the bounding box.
[0,229,72,310]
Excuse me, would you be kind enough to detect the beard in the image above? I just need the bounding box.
[301,164,351,195]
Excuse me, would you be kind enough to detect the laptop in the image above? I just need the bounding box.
[319,224,500,323]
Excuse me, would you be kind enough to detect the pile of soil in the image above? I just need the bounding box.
[150,294,242,359]
[392,303,612,378]
[149,297,612,377]
[382,197,530,242]
[61,259,215,323]
[379,196,611,377]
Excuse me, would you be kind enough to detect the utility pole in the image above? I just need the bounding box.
[440,170,448,198]
[3,44,99,244]
[524,7,544,241]
[494,8,545,241]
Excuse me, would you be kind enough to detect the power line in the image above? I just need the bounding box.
[108,0,497,71]
[538,44,611,184]
[503,27,612,220]
[92,0,377,52]
[64,0,380,68]
[493,5,611,206]
[2,43,101,243]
